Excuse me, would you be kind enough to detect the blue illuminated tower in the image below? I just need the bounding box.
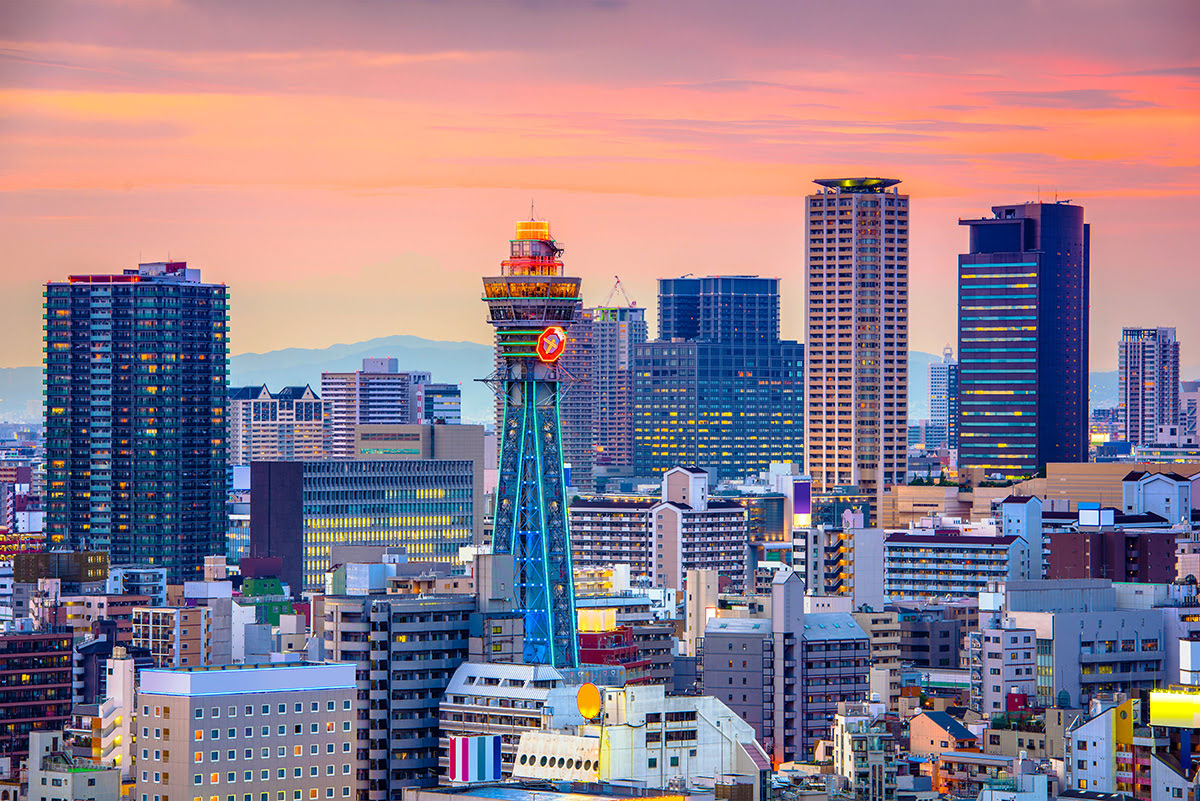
[483,219,581,668]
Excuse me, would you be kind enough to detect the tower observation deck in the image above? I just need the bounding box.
[482,220,581,668]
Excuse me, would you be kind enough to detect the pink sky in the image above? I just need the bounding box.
[1,0,1197,370]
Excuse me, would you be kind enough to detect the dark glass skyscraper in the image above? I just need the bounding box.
[44,261,228,581]
[958,202,1089,478]
[633,276,803,480]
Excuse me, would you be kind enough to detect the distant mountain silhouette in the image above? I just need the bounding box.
[0,336,1155,424]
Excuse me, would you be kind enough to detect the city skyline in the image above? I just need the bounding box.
[1,1,1198,370]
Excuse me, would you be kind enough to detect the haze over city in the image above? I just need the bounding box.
[2,0,1198,369]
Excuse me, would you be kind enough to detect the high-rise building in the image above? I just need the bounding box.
[591,305,648,472]
[929,346,959,450]
[322,360,431,459]
[229,384,326,464]
[559,308,595,489]
[482,218,581,668]
[958,202,1089,479]
[0,626,73,775]
[420,383,462,424]
[1119,326,1180,447]
[44,261,228,582]
[804,178,909,509]
[633,277,803,480]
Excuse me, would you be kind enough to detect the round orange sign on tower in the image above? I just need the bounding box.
[537,326,567,363]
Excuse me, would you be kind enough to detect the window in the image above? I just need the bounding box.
[342,701,351,710]
[195,709,204,720]
[211,708,220,719]
[262,705,269,715]
[228,706,237,718]
[648,758,657,768]
[210,730,219,740]
[194,776,203,786]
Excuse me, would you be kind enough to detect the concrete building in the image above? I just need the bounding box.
[908,710,979,758]
[570,467,748,591]
[805,178,909,509]
[884,532,1029,599]
[794,524,885,610]
[512,683,770,800]
[831,699,898,801]
[957,202,1089,480]
[105,564,167,606]
[250,458,476,591]
[131,606,212,667]
[975,621,1038,716]
[0,625,72,776]
[1119,327,1180,447]
[133,662,361,801]
[44,261,228,581]
[65,645,139,777]
[351,423,485,542]
[26,730,121,801]
[702,569,870,763]
[229,384,327,464]
[322,359,433,459]
[318,593,473,795]
[1063,695,1144,796]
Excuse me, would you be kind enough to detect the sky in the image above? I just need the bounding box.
[1,0,1198,371]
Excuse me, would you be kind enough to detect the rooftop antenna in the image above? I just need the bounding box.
[530,197,536,221]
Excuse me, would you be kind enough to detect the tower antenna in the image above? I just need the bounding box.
[530,198,536,221]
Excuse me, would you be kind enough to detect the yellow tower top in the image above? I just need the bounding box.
[515,220,552,241]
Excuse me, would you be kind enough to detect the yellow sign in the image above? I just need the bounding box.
[576,683,602,720]
[1150,689,1200,728]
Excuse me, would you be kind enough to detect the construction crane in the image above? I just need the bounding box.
[602,275,637,307]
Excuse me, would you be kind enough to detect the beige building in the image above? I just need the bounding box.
[353,423,486,542]
[852,609,902,710]
[228,384,327,465]
[570,467,748,592]
[131,606,212,667]
[805,178,909,511]
[322,359,429,459]
[133,662,360,801]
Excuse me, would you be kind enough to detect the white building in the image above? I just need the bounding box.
[106,565,168,606]
[831,699,897,801]
[513,683,770,801]
[885,531,1029,599]
[27,730,122,801]
[1119,327,1179,447]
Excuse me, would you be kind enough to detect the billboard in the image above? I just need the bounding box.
[1150,689,1200,729]
[792,478,812,529]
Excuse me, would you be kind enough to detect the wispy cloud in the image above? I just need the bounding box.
[982,88,1157,109]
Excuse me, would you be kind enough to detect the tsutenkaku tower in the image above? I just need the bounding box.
[483,219,581,668]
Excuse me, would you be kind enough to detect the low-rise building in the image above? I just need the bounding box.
[885,531,1029,600]
[908,710,978,758]
[133,663,361,801]
[832,699,898,801]
[26,730,121,801]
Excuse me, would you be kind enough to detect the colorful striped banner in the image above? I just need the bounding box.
[448,735,502,782]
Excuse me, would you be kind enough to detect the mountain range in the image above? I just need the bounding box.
[0,334,1169,423]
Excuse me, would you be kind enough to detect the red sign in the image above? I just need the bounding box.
[537,326,567,363]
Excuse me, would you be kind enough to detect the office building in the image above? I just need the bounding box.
[1119,326,1180,447]
[483,218,582,668]
[229,384,327,464]
[633,277,804,480]
[132,662,360,801]
[44,261,228,582]
[351,423,486,543]
[570,466,748,591]
[929,346,959,450]
[322,360,433,459]
[319,593,472,795]
[805,178,909,508]
[250,458,475,592]
[0,625,72,773]
[958,202,1090,479]
[420,383,461,425]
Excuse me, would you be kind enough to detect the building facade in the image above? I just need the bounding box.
[1119,326,1180,447]
[958,202,1090,479]
[131,605,212,667]
[0,627,72,774]
[250,459,475,592]
[633,277,804,481]
[322,360,432,460]
[229,384,326,464]
[132,662,360,801]
[44,261,228,582]
[929,346,959,451]
[884,533,1029,600]
[319,594,472,796]
[805,178,909,508]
